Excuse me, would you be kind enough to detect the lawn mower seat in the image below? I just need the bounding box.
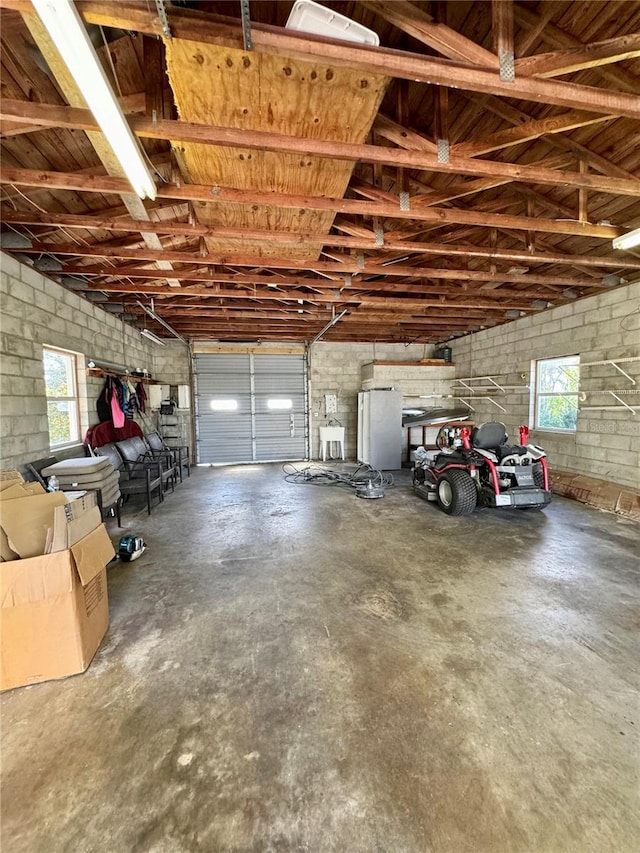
[471,422,528,460]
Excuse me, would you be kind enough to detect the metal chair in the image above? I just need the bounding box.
[146,431,191,481]
[95,443,163,515]
[115,437,176,494]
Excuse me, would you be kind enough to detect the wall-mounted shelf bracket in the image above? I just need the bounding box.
[578,357,639,415]
[580,356,639,385]
[452,376,507,392]
[453,396,507,413]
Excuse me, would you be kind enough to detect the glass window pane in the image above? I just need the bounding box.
[538,356,579,393]
[47,400,73,445]
[210,399,238,411]
[44,349,72,396]
[43,347,80,445]
[537,395,578,431]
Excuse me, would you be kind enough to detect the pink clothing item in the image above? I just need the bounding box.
[111,391,125,428]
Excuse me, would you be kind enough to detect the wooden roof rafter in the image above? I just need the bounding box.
[0,0,638,343]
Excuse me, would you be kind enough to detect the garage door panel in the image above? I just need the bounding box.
[195,352,307,463]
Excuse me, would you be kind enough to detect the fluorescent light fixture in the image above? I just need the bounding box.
[140,328,166,346]
[612,227,640,251]
[32,0,156,200]
[136,300,187,344]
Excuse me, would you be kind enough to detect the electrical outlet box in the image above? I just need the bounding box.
[325,394,337,414]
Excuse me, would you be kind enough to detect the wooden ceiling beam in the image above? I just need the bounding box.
[4,213,636,273]
[492,0,515,81]
[15,229,618,287]
[1,202,621,242]
[515,3,557,58]
[3,99,637,197]
[62,259,610,290]
[0,92,146,139]
[131,300,502,319]
[459,92,637,183]
[451,110,614,158]
[361,0,498,67]
[515,32,640,79]
[86,282,540,312]
[373,114,438,153]
[47,239,633,275]
[514,5,640,93]
[13,1,637,119]
[159,308,489,325]
[0,165,571,231]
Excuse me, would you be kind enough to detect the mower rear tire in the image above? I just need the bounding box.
[533,463,546,489]
[436,470,477,516]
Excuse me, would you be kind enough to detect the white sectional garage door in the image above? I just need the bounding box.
[195,353,307,463]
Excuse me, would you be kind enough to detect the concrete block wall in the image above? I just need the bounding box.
[450,281,640,491]
[308,342,439,459]
[0,252,155,473]
[2,249,637,488]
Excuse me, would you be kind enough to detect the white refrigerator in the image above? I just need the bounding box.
[357,390,403,470]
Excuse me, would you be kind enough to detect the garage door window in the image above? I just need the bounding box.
[534,355,580,432]
[210,399,238,411]
[43,346,81,447]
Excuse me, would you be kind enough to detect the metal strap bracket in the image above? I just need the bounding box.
[154,0,172,39]
[437,139,450,164]
[499,50,515,83]
[241,0,253,51]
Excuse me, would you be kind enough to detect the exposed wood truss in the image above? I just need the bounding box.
[1,0,638,343]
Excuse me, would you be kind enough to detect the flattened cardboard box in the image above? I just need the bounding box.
[0,523,115,691]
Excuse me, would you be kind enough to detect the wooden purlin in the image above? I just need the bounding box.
[163,38,387,261]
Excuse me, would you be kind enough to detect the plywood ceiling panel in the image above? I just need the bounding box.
[164,39,388,260]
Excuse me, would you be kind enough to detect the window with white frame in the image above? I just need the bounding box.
[43,346,81,447]
[534,355,580,431]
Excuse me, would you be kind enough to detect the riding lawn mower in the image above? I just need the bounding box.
[412,421,552,516]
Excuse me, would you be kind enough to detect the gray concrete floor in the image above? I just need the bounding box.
[1,463,639,853]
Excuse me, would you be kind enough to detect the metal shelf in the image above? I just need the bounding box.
[448,375,530,414]
[451,376,529,393]
[578,357,639,415]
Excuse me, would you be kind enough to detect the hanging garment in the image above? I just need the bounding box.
[111,382,125,427]
[125,381,137,416]
[85,418,144,450]
[96,377,113,422]
[121,381,130,417]
[136,381,147,414]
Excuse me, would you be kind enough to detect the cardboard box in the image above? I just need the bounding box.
[0,491,68,558]
[0,488,92,561]
[0,521,115,691]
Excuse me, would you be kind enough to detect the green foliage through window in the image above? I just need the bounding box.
[43,348,80,446]
[535,355,580,431]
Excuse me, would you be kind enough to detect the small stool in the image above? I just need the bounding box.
[319,426,345,461]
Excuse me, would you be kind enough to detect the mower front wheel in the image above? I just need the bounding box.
[437,470,477,516]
